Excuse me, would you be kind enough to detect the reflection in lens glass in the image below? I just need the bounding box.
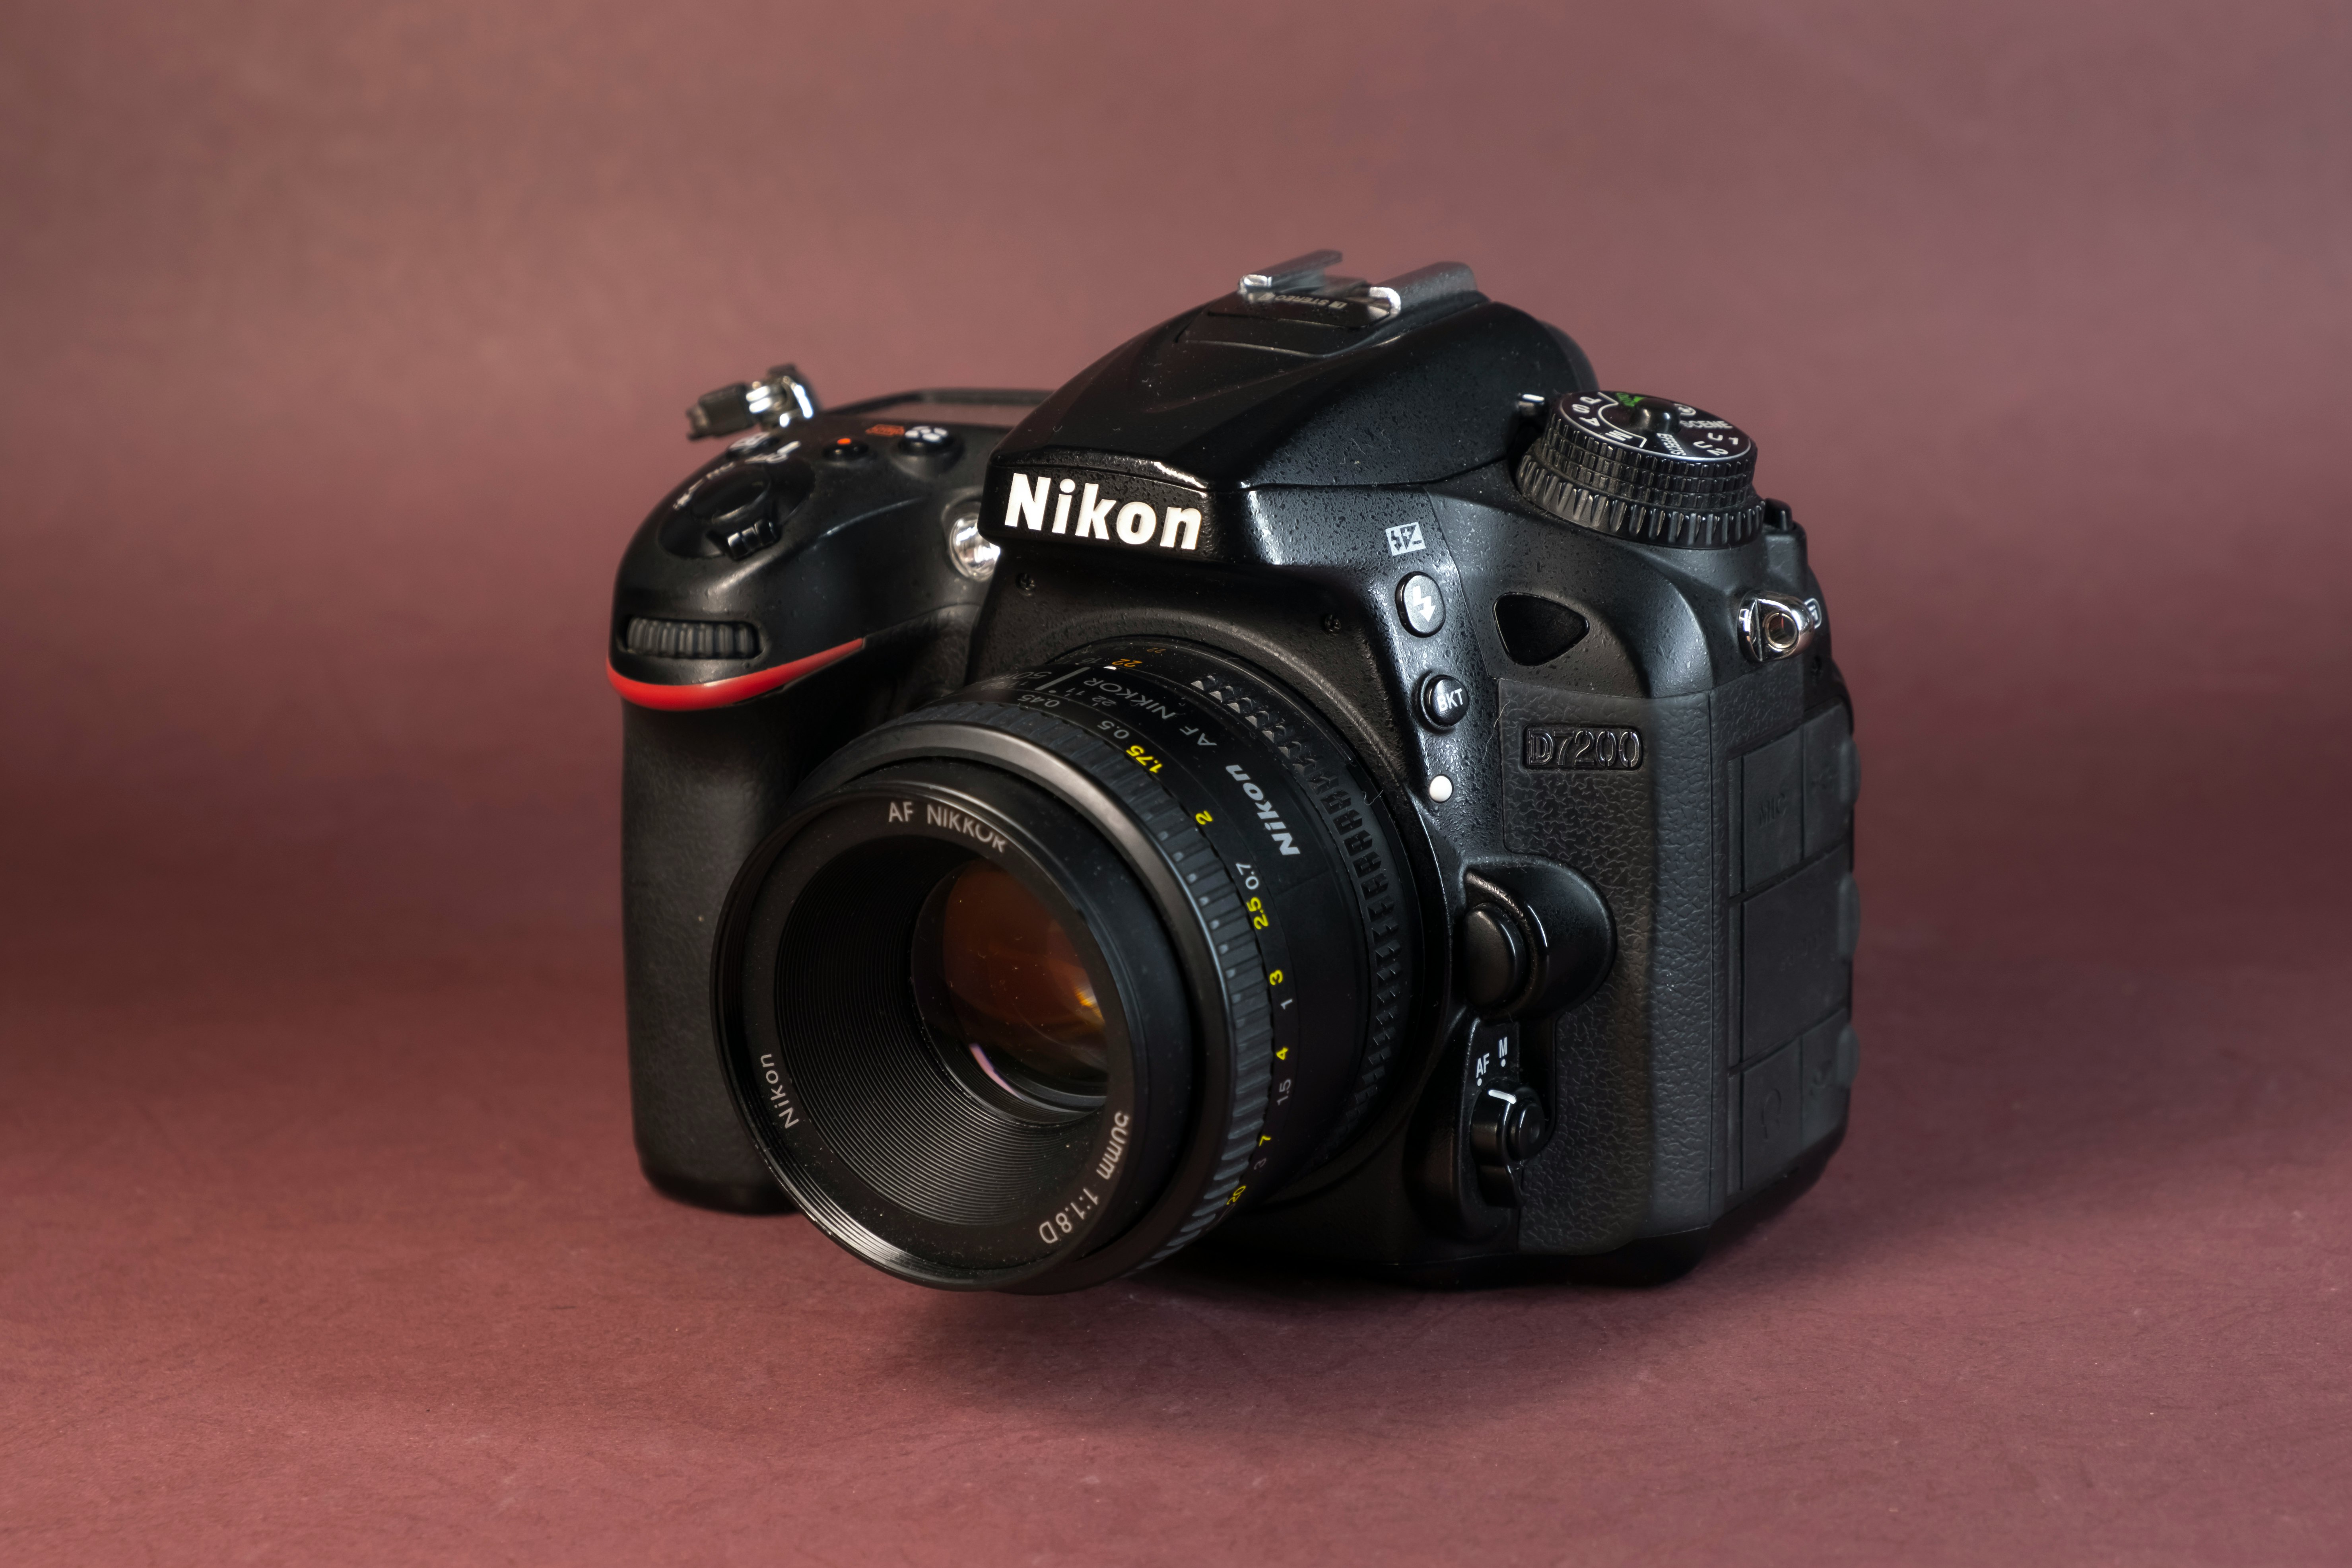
[912,861,1107,1109]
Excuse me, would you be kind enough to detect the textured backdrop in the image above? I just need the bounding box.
[3,2,2347,1564]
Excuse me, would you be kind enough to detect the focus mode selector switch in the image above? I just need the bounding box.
[1408,1019,1544,1235]
[1470,1084,1552,1207]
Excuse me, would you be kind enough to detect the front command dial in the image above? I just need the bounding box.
[1516,391,1765,548]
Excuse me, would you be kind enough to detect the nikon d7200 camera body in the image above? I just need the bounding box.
[612,252,1859,1292]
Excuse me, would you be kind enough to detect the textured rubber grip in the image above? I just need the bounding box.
[620,611,979,1212]
[622,698,805,1211]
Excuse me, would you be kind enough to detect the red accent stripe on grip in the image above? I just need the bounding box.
[608,636,865,711]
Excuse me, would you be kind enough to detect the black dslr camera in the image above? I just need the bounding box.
[612,252,1859,1292]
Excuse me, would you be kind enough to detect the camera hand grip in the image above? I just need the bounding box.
[622,699,807,1212]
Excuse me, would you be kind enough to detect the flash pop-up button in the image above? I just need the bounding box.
[1396,573,1445,635]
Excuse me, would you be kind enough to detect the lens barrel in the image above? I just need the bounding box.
[714,641,1418,1292]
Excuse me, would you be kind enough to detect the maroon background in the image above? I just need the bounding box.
[4,2,2348,1562]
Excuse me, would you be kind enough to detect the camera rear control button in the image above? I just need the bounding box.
[896,424,961,460]
[1396,573,1445,635]
[1418,672,1468,729]
[819,437,872,463]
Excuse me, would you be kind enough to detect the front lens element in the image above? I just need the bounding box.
[913,861,1108,1111]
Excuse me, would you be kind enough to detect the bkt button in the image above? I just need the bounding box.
[1418,672,1468,729]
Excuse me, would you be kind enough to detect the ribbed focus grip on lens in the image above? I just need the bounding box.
[1516,391,1765,548]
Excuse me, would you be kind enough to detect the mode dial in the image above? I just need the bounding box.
[1516,391,1763,548]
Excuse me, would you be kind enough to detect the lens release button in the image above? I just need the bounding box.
[1459,907,1526,1012]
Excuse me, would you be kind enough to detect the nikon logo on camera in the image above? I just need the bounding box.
[998,471,1207,553]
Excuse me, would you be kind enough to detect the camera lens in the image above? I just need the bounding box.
[911,860,1108,1116]
[715,641,1423,1292]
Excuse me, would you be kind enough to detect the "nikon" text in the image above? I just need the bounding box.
[1003,473,1203,551]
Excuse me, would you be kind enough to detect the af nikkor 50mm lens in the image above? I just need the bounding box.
[713,643,1416,1292]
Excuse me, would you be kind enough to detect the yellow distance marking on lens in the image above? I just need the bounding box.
[1194,809,1213,824]
[1267,969,1284,985]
